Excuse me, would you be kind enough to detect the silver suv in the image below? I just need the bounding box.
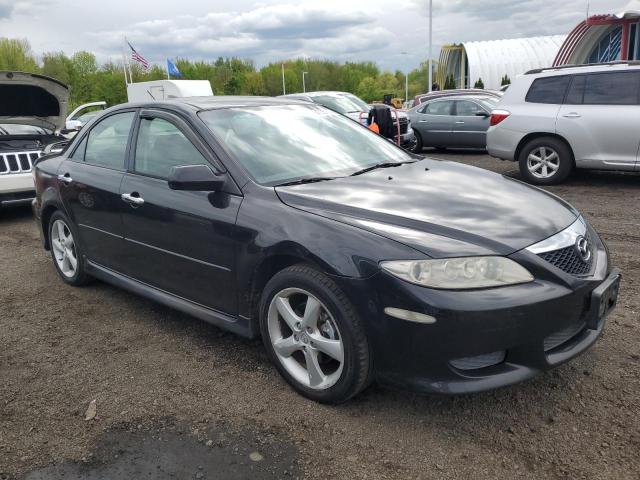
[487,62,640,184]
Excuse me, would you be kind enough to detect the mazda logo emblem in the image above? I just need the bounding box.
[575,236,591,262]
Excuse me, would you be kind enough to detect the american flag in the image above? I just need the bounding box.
[127,41,150,71]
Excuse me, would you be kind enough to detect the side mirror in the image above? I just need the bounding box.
[65,120,83,131]
[168,164,226,192]
[475,111,490,118]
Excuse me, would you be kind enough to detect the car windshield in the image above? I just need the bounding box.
[200,104,411,186]
[0,124,53,135]
[311,94,370,114]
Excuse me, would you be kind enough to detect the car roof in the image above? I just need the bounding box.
[525,61,640,77]
[110,96,311,113]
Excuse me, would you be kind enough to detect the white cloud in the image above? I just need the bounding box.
[0,0,625,71]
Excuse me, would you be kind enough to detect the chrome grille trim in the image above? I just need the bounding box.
[526,216,587,254]
[0,151,42,174]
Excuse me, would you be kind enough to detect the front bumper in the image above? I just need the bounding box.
[338,247,620,395]
[0,173,35,206]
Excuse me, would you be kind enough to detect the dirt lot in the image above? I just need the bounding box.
[1,151,639,479]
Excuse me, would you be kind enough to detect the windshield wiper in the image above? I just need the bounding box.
[274,177,337,187]
[350,160,415,176]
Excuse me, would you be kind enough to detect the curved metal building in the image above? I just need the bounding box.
[437,36,566,91]
[554,2,640,65]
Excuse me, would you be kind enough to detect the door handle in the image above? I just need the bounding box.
[562,112,581,118]
[57,173,73,184]
[455,121,465,124]
[121,192,145,206]
[418,120,429,123]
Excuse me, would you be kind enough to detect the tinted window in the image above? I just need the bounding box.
[455,100,484,116]
[565,75,585,104]
[134,117,208,178]
[424,101,452,115]
[84,112,134,169]
[200,104,410,186]
[583,72,640,105]
[70,136,87,161]
[526,76,571,104]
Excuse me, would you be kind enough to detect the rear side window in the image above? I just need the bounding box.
[565,75,586,104]
[582,72,640,105]
[84,112,134,170]
[525,76,571,104]
[423,100,452,115]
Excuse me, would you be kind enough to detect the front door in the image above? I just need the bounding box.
[557,71,640,171]
[119,110,241,314]
[57,110,136,271]
[452,99,491,148]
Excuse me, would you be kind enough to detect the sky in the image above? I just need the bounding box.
[0,0,626,71]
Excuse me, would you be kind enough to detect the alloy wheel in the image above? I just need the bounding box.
[51,219,78,278]
[267,288,344,390]
[527,146,560,179]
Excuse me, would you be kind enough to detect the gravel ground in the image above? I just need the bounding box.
[1,150,639,479]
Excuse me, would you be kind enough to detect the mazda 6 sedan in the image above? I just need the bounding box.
[32,97,620,403]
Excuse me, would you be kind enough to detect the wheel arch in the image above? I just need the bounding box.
[244,252,335,327]
[515,132,575,166]
[41,202,61,250]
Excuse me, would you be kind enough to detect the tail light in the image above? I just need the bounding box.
[490,110,510,126]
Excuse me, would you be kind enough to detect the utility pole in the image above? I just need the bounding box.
[428,0,433,92]
[281,63,286,95]
[400,51,409,103]
[302,71,308,93]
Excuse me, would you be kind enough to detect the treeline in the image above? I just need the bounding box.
[0,38,433,109]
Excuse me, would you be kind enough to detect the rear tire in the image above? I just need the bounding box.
[259,265,372,403]
[48,210,91,286]
[518,137,573,185]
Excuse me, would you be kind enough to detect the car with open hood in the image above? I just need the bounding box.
[32,97,620,403]
[0,71,70,208]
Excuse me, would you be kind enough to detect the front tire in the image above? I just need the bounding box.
[412,131,423,153]
[259,265,372,403]
[518,137,573,185]
[48,210,91,286]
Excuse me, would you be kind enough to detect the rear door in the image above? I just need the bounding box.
[57,110,136,271]
[412,99,453,147]
[452,100,491,148]
[556,70,640,170]
[118,109,241,314]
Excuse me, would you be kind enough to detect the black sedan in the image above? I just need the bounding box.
[32,97,620,403]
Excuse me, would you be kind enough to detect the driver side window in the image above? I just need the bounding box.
[423,101,452,115]
[134,117,208,178]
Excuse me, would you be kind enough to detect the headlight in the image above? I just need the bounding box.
[380,257,534,290]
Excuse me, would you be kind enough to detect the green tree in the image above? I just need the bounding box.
[474,78,485,89]
[444,74,456,90]
[501,74,511,86]
[0,38,38,71]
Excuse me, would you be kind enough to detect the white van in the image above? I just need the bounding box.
[127,80,213,102]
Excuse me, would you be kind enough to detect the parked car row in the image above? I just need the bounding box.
[30,95,620,403]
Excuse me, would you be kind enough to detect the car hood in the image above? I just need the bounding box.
[276,159,578,258]
[0,71,69,132]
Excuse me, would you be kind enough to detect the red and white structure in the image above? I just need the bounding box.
[554,1,640,66]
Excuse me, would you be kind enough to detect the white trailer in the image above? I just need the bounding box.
[126,80,213,102]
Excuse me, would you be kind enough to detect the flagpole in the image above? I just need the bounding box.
[121,43,129,86]
[281,63,286,95]
[166,60,170,80]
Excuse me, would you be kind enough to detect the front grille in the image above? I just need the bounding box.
[0,151,42,174]
[544,321,586,352]
[450,351,506,370]
[538,237,593,276]
[396,118,409,135]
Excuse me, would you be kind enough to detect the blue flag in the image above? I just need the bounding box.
[167,59,183,78]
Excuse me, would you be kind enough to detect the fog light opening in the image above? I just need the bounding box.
[384,307,436,324]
